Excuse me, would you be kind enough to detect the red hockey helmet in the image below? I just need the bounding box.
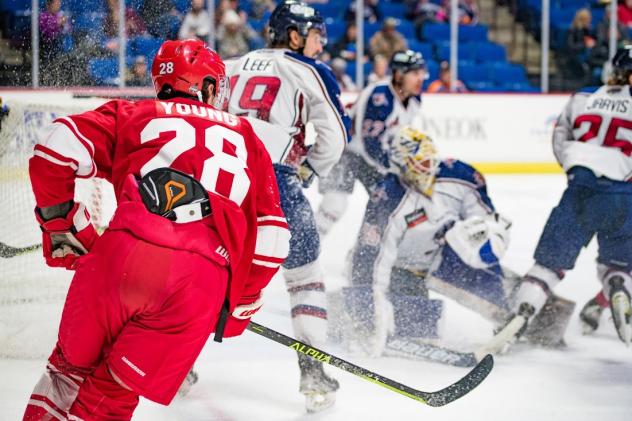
[151,39,229,110]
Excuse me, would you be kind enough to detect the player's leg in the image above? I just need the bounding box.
[512,176,595,319]
[315,151,358,236]
[594,185,632,344]
[275,166,339,412]
[429,246,510,324]
[354,152,384,194]
[579,290,609,334]
[22,230,141,420]
[69,239,229,418]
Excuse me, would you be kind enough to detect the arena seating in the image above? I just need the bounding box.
[0,0,538,91]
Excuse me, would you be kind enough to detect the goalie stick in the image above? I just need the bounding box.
[384,337,484,368]
[0,241,41,258]
[247,321,494,407]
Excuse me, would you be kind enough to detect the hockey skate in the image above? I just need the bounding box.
[609,276,632,346]
[298,353,339,413]
[579,297,604,335]
[176,368,199,397]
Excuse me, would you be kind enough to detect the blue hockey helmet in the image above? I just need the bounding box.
[268,1,327,47]
[390,50,427,75]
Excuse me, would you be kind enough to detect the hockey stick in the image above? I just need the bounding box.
[247,321,494,407]
[384,337,481,368]
[0,241,41,258]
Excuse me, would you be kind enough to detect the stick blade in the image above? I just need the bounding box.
[423,354,494,407]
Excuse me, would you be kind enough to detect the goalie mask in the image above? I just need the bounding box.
[390,126,440,196]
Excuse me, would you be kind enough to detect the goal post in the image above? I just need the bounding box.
[0,94,116,359]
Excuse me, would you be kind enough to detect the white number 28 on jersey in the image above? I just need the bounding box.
[140,118,250,206]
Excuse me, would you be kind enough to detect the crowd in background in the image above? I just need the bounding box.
[5,0,632,91]
[1,0,481,90]
[558,3,631,89]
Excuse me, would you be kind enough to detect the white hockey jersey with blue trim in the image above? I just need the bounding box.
[226,48,350,176]
[553,85,632,181]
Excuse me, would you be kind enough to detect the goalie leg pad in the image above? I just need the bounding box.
[434,245,508,308]
[524,294,576,347]
[342,285,376,333]
[390,293,444,339]
[284,261,328,347]
[341,285,393,356]
[389,267,429,297]
[315,191,349,236]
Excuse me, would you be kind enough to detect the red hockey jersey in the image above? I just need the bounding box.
[29,97,290,316]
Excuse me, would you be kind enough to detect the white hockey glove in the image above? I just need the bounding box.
[444,214,511,269]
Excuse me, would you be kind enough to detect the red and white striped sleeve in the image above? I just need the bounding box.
[240,131,290,298]
[253,215,290,269]
[29,100,123,207]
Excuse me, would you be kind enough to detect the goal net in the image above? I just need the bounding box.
[0,95,115,359]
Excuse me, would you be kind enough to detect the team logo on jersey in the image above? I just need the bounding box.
[372,92,388,107]
[405,208,428,228]
[361,223,381,246]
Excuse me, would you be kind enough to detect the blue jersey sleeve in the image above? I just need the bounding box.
[437,159,494,212]
[351,174,407,286]
[360,85,395,169]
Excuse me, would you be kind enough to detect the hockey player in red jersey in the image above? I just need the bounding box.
[22,39,290,420]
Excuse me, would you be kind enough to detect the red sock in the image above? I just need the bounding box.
[595,291,609,308]
[69,363,139,421]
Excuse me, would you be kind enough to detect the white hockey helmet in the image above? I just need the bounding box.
[390,126,440,195]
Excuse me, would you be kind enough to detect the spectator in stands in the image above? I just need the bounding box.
[345,0,382,24]
[328,22,362,62]
[127,55,152,86]
[369,18,408,60]
[245,0,275,21]
[367,53,389,84]
[40,0,69,63]
[140,0,181,39]
[105,0,147,38]
[435,0,479,25]
[331,57,357,90]
[559,8,595,87]
[427,61,467,92]
[178,0,211,40]
[619,0,632,27]
[39,0,72,85]
[407,0,441,37]
[594,7,630,62]
[216,9,260,59]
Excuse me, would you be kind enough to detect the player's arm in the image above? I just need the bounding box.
[552,93,581,165]
[351,180,408,292]
[28,100,122,269]
[223,132,291,337]
[296,57,351,177]
[435,163,510,268]
[360,91,391,169]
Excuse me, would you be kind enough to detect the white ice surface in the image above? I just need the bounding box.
[1,174,631,421]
